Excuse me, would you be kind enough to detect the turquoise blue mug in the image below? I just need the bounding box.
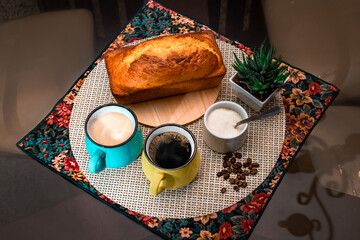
[85,104,143,173]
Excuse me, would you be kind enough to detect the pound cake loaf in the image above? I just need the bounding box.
[104,31,226,104]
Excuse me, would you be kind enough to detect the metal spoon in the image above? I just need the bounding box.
[234,106,281,128]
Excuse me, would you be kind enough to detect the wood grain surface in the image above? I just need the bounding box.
[126,85,221,127]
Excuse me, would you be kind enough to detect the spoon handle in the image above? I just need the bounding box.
[234,106,281,128]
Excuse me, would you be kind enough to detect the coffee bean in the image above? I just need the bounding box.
[217,172,222,177]
[244,170,249,175]
[250,169,258,175]
[232,164,238,169]
[246,158,252,164]
[236,162,242,168]
[253,163,259,167]
[221,169,227,174]
[233,169,238,174]
[237,174,241,179]
[223,155,230,161]
[237,168,243,174]
[242,182,248,187]
[223,173,230,180]
[229,178,235,184]
[243,162,248,168]
[239,173,245,180]
[225,152,233,157]
[249,164,253,169]
[226,161,232,167]
[227,167,232,173]
[221,188,226,193]
[230,157,236,164]
[237,181,242,186]
[234,186,239,192]
[235,152,242,158]
[223,162,227,168]
[234,178,239,184]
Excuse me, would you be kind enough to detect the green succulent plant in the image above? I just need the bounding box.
[232,39,289,97]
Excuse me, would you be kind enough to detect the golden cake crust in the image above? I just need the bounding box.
[104,31,226,104]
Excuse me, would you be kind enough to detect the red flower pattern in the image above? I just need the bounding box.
[325,96,332,105]
[46,112,58,125]
[57,115,70,128]
[281,142,297,160]
[55,102,72,117]
[252,193,270,207]
[240,202,262,214]
[219,222,233,239]
[141,216,158,228]
[63,157,79,172]
[308,82,321,95]
[316,109,322,119]
[241,219,255,234]
[99,194,113,203]
[222,203,238,214]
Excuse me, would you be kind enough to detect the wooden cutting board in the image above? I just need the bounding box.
[126,86,221,127]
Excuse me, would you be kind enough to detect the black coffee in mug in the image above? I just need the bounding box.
[149,132,191,169]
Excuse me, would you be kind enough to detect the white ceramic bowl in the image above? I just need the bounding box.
[229,73,279,112]
[203,101,248,153]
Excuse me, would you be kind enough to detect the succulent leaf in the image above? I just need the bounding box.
[232,38,288,97]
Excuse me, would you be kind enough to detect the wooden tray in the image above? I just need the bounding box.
[127,86,220,127]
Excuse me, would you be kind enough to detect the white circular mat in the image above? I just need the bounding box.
[69,38,285,219]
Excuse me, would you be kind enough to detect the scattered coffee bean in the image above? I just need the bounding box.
[223,155,230,161]
[218,154,260,191]
[225,152,233,157]
[235,152,242,158]
[250,169,258,175]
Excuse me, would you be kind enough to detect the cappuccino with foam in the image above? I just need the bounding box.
[88,112,134,146]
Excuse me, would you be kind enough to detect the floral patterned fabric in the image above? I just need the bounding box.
[17,1,339,239]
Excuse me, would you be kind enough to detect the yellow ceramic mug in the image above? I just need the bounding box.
[141,124,200,196]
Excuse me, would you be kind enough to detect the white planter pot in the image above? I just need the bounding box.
[229,73,279,112]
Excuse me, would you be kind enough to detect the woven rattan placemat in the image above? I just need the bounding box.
[69,38,285,219]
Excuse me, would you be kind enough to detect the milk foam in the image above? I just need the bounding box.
[88,112,134,146]
[206,108,244,138]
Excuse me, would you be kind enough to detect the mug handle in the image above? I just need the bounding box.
[88,149,106,173]
[150,172,167,196]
